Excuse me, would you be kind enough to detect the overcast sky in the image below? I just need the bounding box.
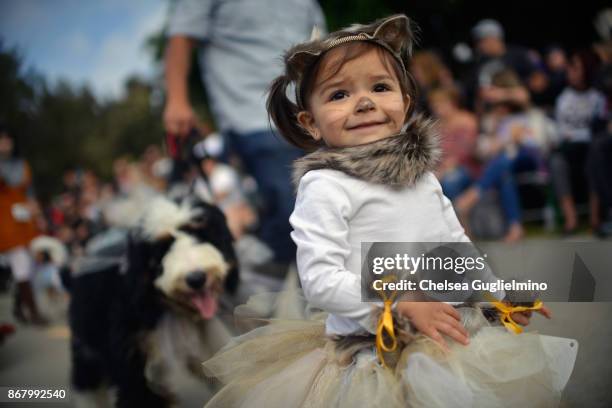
[0,0,168,98]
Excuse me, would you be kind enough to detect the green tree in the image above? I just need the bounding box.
[1,43,164,203]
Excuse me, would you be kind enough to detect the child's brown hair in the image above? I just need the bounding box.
[267,15,418,151]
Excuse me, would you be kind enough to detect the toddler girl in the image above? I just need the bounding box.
[203,15,574,407]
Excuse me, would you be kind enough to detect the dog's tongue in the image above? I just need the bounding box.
[191,290,217,319]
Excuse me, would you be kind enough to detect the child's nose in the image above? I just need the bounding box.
[355,96,375,113]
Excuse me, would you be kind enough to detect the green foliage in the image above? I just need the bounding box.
[0,44,164,203]
[320,0,394,30]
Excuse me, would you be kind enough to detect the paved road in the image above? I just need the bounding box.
[0,293,212,408]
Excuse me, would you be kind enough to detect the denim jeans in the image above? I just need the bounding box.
[440,163,520,223]
[440,166,473,200]
[474,147,541,224]
[475,154,521,224]
[225,130,302,263]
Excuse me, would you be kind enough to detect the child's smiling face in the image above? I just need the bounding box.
[298,46,410,148]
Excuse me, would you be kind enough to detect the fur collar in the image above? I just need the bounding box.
[292,115,440,188]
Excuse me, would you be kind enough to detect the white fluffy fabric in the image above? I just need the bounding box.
[141,197,202,241]
[155,234,228,295]
[103,186,159,229]
[30,236,68,266]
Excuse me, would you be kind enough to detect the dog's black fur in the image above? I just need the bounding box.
[66,198,238,407]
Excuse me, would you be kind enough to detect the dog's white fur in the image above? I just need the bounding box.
[155,234,228,295]
[103,190,201,241]
[142,197,203,241]
[102,186,158,229]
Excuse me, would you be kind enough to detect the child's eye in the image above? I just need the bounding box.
[329,90,348,101]
[373,83,391,92]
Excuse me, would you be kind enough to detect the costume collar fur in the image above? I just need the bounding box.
[292,115,440,189]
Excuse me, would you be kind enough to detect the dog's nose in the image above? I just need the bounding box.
[185,271,207,289]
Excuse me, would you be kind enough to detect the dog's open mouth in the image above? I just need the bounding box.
[190,289,218,319]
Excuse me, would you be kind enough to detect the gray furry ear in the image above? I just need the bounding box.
[285,45,320,82]
[373,15,412,55]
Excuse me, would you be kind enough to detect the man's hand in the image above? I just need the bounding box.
[164,100,197,137]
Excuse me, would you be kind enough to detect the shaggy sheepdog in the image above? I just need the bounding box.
[66,195,239,407]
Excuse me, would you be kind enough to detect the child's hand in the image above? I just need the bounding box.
[510,304,553,326]
[396,301,469,351]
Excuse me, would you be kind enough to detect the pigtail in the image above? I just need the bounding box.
[267,74,322,152]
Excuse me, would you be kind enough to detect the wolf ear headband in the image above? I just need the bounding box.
[284,14,414,108]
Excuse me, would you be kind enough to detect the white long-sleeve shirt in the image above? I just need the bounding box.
[290,169,475,336]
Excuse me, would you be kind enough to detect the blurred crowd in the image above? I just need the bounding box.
[2,17,612,326]
[39,134,259,259]
[417,19,612,241]
[0,127,261,325]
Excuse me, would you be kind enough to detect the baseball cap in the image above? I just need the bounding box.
[472,19,504,41]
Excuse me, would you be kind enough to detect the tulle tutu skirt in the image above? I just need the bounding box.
[203,293,576,408]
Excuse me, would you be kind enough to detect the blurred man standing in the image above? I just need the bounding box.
[163,0,325,274]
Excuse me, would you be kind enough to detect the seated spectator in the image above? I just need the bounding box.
[456,69,555,242]
[429,86,480,199]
